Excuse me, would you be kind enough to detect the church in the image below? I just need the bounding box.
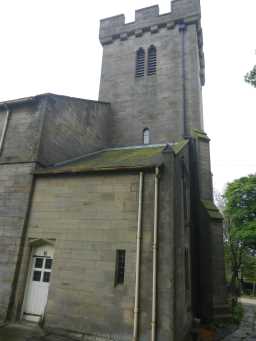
[0,0,228,340]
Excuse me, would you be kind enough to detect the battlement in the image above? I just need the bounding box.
[135,5,159,22]
[99,0,201,45]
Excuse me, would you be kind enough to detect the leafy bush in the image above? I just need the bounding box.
[232,302,244,325]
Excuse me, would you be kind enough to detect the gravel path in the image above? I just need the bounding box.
[223,298,256,340]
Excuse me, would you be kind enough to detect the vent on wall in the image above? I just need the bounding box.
[135,48,145,77]
[147,45,157,75]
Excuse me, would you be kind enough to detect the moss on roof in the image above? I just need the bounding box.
[201,200,223,220]
[36,146,164,175]
[172,140,189,155]
[192,129,210,141]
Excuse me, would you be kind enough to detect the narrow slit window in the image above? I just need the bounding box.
[183,180,188,222]
[115,250,126,285]
[136,48,145,78]
[185,248,190,291]
[143,128,150,145]
[147,45,157,75]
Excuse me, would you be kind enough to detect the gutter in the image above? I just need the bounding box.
[34,164,163,175]
[0,96,35,108]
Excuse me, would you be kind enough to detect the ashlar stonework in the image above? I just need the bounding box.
[0,1,228,341]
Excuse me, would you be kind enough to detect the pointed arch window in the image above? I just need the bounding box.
[136,48,145,78]
[147,45,157,76]
[143,128,150,145]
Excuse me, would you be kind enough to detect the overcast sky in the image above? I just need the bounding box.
[0,0,255,193]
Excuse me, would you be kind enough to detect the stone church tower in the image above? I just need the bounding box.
[99,0,204,145]
[0,1,228,340]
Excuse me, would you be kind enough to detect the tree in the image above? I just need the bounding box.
[241,253,256,296]
[224,174,256,252]
[245,66,256,87]
[223,174,256,298]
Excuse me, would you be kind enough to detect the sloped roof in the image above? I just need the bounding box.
[201,200,223,220]
[35,145,165,175]
[35,140,189,175]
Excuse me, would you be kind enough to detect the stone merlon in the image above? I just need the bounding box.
[99,0,204,84]
[99,0,201,44]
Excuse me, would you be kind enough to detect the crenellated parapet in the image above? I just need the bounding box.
[99,0,204,84]
[99,1,200,44]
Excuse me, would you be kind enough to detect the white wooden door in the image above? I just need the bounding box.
[23,245,54,322]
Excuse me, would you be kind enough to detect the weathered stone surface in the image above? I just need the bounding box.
[17,174,141,338]
[38,95,111,166]
[0,163,35,321]
[0,2,227,341]
[0,100,42,164]
[99,22,203,147]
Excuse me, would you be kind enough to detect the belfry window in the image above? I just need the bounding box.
[143,128,150,145]
[147,45,157,75]
[135,48,145,78]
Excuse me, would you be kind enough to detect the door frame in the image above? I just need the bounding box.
[21,239,55,323]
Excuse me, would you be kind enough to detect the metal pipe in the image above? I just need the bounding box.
[133,171,144,341]
[151,167,159,341]
[0,105,11,154]
[179,23,188,138]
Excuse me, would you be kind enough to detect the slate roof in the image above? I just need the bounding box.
[35,140,189,175]
[36,145,165,175]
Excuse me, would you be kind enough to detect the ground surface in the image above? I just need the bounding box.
[0,298,256,340]
[223,297,256,341]
[0,321,44,341]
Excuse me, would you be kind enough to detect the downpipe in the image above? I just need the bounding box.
[179,22,188,138]
[151,167,160,341]
[133,171,144,341]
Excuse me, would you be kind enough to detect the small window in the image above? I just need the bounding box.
[183,180,188,222]
[136,48,145,78]
[147,45,157,76]
[185,248,190,291]
[143,128,150,145]
[115,250,126,285]
[182,163,189,224]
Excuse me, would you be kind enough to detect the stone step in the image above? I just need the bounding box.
[27,335,74,341]
[214,304,231,314]
[214,304,232,321]
[214,313,233,322]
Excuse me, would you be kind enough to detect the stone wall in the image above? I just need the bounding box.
[173,144,193,341]
[0,101,43,164]
[0,163,35,321]
[191,132,227,321]
[13,158,183,341]
[15,173,149,340]
[99,2,204,146]
[38,94,111,166]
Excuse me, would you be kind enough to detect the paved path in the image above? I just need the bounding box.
[223,297,256,341]
[0,321,44,341]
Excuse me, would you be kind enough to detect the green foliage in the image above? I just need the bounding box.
[245,66,256,87]
[221,175,256,298]
[242,253,256,283]
[224,174,256,251]
[232,302,244,325]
